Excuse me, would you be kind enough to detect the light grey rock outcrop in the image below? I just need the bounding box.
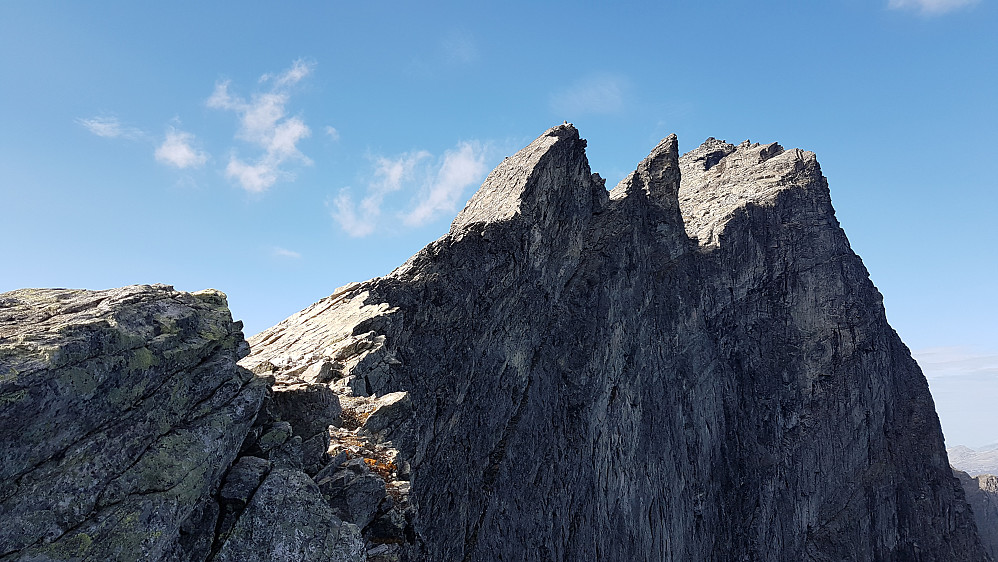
[0,284,373,561]
[0,285,267,561]
[245,124,989,560]
[956,469,998,560]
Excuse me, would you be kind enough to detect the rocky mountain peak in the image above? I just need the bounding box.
[450,123,607,236]
[679,136,822,249]
[610,133,681,209]
[1,125,988,562]
[239,125,987,560]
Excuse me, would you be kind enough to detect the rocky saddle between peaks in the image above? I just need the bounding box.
[0,124,989,561]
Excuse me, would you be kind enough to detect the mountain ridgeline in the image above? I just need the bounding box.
[242,125,987,560]
[0,125,987,561]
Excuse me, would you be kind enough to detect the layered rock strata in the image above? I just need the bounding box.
[242,125,989,560]
[0,285,365,561]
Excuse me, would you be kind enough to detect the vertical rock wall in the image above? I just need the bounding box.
[957,469,998,560]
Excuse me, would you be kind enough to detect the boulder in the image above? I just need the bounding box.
[0,284,268,561]
[213,468,366,562]
[317,460,387,530]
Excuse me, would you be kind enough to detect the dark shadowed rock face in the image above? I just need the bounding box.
[956,469,998,560]
[244,125,989,561]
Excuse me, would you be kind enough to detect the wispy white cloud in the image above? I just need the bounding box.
[331,150,432,237]
[270,246,302,259]
[550,74,627,116]
[374,151,433,194]
[913,347,998,379]
[259,59,314,89]
[888,0,978,14]
[208,59,315,193]
[331,142,489,237]
[225,159,278,193]
[155,127,209,169]
[76,116,145,140]
[404,142,487,227]
[330,189,376,238]
[325,126,340,141]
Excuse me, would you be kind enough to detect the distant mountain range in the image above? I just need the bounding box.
[950,444,998,476]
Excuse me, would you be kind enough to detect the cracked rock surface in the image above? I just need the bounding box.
[245,124,989,561]
[0,284,367,562]
[0,285,267,560]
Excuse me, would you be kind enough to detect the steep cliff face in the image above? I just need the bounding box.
[243,125,987,561]
[956,469,998,560]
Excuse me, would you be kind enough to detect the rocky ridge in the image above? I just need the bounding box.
[0,124,988,561]
[240,124,989,560]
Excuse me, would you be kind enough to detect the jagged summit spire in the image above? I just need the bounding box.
[240,124,980,561]
[610,133,680,208]
[449,123,606,235]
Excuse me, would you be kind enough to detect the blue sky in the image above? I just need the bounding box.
[1,1,995,445]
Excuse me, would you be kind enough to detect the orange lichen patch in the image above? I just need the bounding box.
[328,425,401,490]
[339,403,377,430]
[363,457,397,480]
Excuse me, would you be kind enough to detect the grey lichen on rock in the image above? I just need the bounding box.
[212,468,365,562]
[0,284,267,561]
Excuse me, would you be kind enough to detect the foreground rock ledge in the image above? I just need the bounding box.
[0,285,364,561]
[243,125,989,561]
